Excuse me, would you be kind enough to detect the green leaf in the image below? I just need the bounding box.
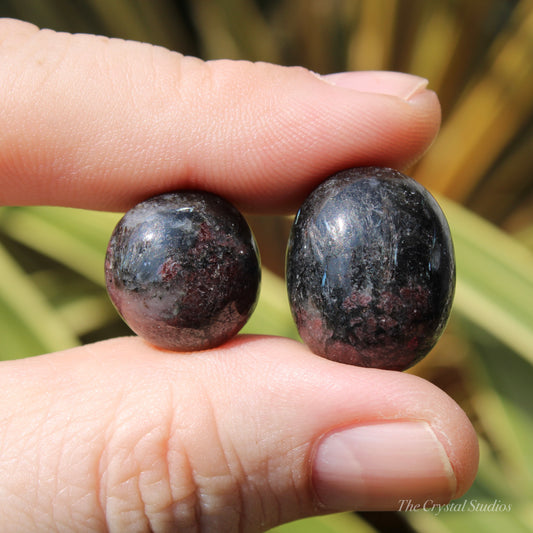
[0,240,79,358]
[241,267,300,340]
[407,501,532,533]
[440,197,533,363]
[0,296,48,358]
[0,207,119,287]
[465,330,533,499]
[268,513,377,533]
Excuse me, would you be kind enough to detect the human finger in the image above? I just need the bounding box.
[0,336,478,532]
[0,19,440,213]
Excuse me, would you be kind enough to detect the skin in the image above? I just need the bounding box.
[0,19,478,533]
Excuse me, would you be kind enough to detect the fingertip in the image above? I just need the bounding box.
[307,367,478,512]
[321,70,429,99]
[312,421,457,511]
[438,405,480,500]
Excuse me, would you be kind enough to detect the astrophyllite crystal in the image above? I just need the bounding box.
[105,191,261,351]
[286,167,455,370]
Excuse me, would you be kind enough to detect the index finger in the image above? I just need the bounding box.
[0,19,440,213]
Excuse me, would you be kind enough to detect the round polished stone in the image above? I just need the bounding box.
[105,191,261,351]
[286,167,455,370]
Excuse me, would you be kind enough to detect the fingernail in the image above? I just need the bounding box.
[312,421,456,511]
[321,71,429,101]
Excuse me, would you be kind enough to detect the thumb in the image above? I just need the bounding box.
[0,337,478,532]
[0,18,440,213]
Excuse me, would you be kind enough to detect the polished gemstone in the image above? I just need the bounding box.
[286,167,455,370]
[105,191,261,351]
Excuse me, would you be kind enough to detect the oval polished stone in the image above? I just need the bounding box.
[105,191,261,351]
[286,167,455,370]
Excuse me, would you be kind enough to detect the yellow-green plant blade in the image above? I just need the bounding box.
[441,197,533,363]
[29,268,121,338]
[0,207,119,287]
[0,241,79,358]
[468,332,533,498]
[22,206,120,251]
[408,504,532,533]
[57,294,119,337]
[241,267,299,340]
[269,512,377,533]
[0,296,48,358]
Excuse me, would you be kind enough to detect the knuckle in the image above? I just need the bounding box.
[97,386,247,532]
[98,393,180,532]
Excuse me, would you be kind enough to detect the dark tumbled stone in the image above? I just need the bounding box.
[105,191,261,351]
[286,167,455,370]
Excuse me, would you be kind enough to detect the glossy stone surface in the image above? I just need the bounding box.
[105,191,261,351]
[286,167,455,370]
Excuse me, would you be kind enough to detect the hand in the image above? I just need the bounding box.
[0,19,478,532]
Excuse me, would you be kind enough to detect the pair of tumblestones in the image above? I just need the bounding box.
[105,167,455,371]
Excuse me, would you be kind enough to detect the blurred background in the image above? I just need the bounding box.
[0,1,532,532]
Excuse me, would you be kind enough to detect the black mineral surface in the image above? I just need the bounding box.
[105,191,261,351]
[286,167,455,370]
